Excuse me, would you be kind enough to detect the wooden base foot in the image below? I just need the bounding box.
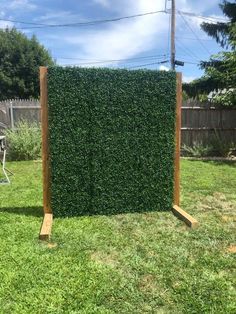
[39,213,53,241]
[172,205,198,229]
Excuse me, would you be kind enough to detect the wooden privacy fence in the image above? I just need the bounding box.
[0,99,40,130]
[182,100,236,146]
[0,99,235,147]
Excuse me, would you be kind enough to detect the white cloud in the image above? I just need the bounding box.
[13,0,221,82]
[175,0,225,40]
[183,14,223,30]
[159,65,169,71]
[93,0,110,8]
[0,10,13,28]
[35,11,84,23]
[53,0,222,66]
[0,20,14,28]
[183,75,196,83]
[176,0,218,14]
[63,0,168,64]
[8,0,36,10]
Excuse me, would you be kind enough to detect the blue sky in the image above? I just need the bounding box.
[0,0,228,82]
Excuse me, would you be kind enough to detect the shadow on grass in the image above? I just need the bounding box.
[0,206,170,218]
[0,206,43,217]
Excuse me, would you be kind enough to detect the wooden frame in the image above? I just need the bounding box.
[39,66,53,241]
[39,69,198,240]
[172,73,198,228]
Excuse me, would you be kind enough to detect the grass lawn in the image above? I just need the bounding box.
[0,160,236,313]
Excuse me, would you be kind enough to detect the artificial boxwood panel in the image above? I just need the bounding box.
[47,67,176,217]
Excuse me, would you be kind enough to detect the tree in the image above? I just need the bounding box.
[184,0,236,106]
[183,76,219,100]
[201,0,236,48]
[0,28,54,100]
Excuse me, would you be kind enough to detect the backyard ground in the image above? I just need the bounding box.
[0,160,236,313]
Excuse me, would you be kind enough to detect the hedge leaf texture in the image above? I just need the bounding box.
[47,67,176,217]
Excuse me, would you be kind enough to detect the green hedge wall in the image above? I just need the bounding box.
[47,67,176,217]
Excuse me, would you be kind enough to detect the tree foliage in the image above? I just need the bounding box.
[201,0,236,48]
[183,76,220,100]
[184,0,236,106]
[0,28,54,100]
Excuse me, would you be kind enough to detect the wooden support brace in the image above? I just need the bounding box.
[39,213,53,241]
[172,205,198,229]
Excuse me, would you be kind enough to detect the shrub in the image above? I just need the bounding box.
[182,135,236,158]
[47,67,177,217]
[4,120,41,160]
[182,142,212,157]
[210,130,236,157]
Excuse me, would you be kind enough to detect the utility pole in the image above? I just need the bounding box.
[170,0,176,70]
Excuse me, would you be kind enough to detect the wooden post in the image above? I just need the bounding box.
[172,73,199,228]
[10,101,14,129]
[174,72,182,206]
[39,66,53,241]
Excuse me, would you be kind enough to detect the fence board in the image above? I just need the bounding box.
[181,101,236,146]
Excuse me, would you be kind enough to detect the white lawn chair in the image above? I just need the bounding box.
[0,136,12,184]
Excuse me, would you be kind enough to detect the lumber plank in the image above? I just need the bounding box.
[172,205,199,229]
[174,72,182,206]
[40,66,51,214]
[39,213,53,241]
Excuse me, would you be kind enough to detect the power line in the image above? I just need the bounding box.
[175,36,214,41]
[183,61,199,65]
[176,10,228,23]
[0,9,227,30]
[0,6,222,71]
[62,56,169,67]
[10,10,166,30]
[175,56,201,64]
[0,18,47,26]
[56,54,168,63]
[175,41,200,62]
[165,9,228,23]
[58,59,169,69]
[179,11,212,55]
[127,60,168,69]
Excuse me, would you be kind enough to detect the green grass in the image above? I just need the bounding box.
[0,160,236,313]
